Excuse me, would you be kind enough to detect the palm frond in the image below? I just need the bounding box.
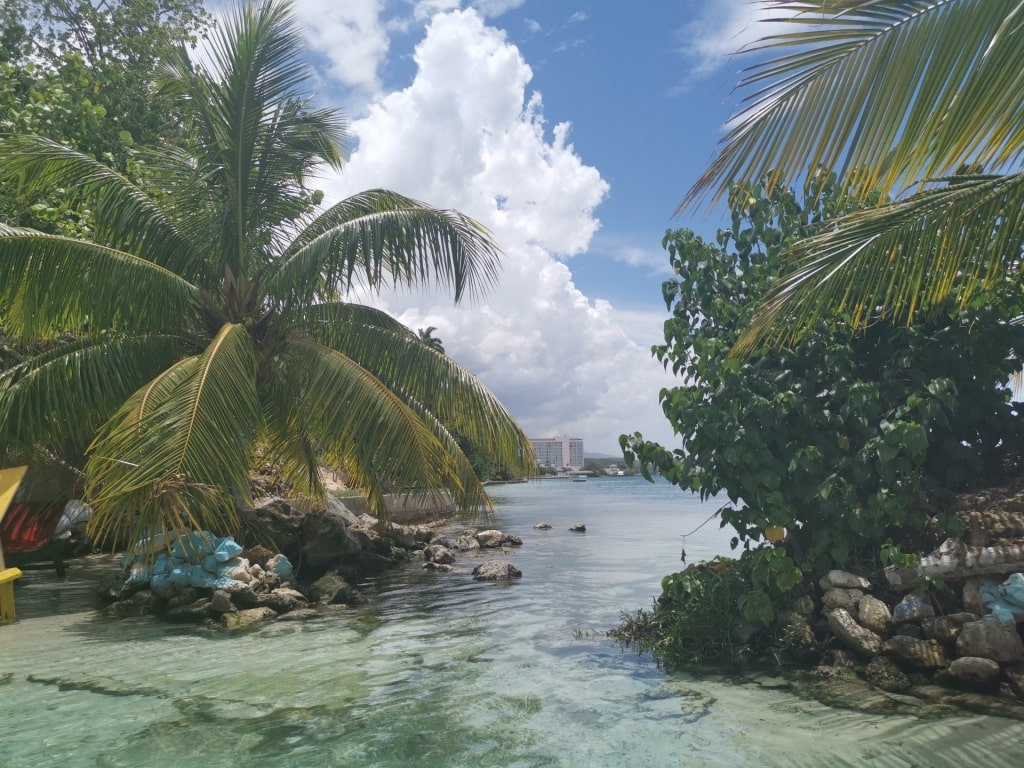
[0,332,192,456]
[684,0,1024,209]
[283,337,492,519]
[299,301,535,477]
[0,226,203,340]
[0,135,210,280]
[85,323,261,546]
[156,0,348,277]
[735,172,1024,352]
[268,189,501,306]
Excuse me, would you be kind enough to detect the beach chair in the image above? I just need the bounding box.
[0,466,27,624]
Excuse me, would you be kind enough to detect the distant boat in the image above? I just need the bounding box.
[570,472,588,482]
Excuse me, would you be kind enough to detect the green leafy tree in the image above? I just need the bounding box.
[683,0,1024,351]
[0,0,533,549]
[623,173,1024,583]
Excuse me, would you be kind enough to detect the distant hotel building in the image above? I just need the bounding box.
[530,435,584,471]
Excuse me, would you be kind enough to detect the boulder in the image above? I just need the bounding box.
[423,544,455,565]
[819,570,872,591]
[222,606,278,630]
[238,497,305,563]
[534,522,553,530]
[209,590,236,614]
[475,530,505,548]
[892,593,935,625]
[882,635,950,669]
[164,597,212,622]
[308,571,358,605]
[857,595,893,637]
[963,577,989,616]
[256,588,306,614]
[955,616,1024,663]
[822,588,864,616]
[569,523,586,533]
[454,535,480,552]
[863,656,912,692]
[300,508,363,569]
[922,612,978,645]
[501,534,523,546]
[825,608,882,657]
[943,657,1002,690]
[472,560,523,581]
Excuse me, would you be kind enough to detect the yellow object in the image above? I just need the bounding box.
[765,525,786,544]
[0,466,28,623]
[0,567,23,624]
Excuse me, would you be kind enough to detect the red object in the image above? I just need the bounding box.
[1,501,68,576]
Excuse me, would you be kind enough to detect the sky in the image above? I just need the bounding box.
[273,0,783,456]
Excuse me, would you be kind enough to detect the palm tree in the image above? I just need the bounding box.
[417,326,446,355]
[683,0,1024,351]
[0,0,534,549]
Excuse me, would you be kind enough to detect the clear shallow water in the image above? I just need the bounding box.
[2,477,1023,767]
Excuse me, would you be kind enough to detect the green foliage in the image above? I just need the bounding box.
[614,550,805,667]
[0,1,533,551]
[623,170,1024,585]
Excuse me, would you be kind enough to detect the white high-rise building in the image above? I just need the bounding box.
[530,436,584,470]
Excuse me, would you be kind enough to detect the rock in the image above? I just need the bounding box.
[221,606,278,630]
[568,523,586,533]
[893,593,935,625]
[534,522,552,530]
[863,656,912,692]
[164,597,212,622]
[822,588,864,616]
[209,590,236,614]
[475,530,505,548]
[1006,665,1024,701]
[963,576,988,616]
[943,657,1002,690]
[385,523,418,549]
[276,608,320,622]
[97,570,129,602]
[857,595,893,637]
[922,612,978,644]
[429,535,453,548]
[454,535,480,552]
[308,571,357,605]
[241,544,275,567]
[472,560,522,581]
[221,581,259,607]
[501,534,523,546]
[301,508,363,569]
[257,588,306,614]
[955,616,1024,663]
[108,590,161,618]
[423,544,455,564]
[819,570,872,591]
[423,562,454,572]
[825,608,882,657]
[238,497,305,564]
[882,635,950,669]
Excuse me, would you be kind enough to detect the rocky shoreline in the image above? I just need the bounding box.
[97,494,527,629]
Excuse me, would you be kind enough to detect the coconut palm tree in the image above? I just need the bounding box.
[417,326,446,355]
[0,0,534,549]
[683,0,1024,352]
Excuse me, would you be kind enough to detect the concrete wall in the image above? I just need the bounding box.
[340,492,455,525]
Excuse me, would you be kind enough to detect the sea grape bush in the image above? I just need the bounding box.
[623,171,1024,589]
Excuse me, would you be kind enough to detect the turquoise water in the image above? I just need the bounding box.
[2,477,1023,767]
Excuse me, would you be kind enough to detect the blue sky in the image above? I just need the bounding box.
[270,0,780,454]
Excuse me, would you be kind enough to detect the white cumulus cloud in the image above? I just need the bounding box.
[317,8,682,453]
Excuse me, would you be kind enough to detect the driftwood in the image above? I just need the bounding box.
[885,537,1024,590]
